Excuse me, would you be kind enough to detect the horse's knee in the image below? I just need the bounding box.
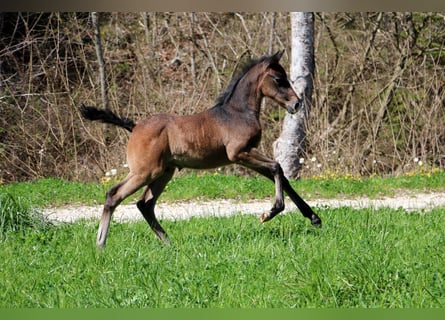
[270,161,284,177]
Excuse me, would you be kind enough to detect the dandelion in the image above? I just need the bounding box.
[101,176,111,185]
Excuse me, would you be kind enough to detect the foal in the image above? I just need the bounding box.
[81,50,321,248]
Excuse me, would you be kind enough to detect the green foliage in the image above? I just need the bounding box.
[0,193,51,237]
[0,207,444,307]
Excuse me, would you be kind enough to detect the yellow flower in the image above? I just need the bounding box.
[101,176,111,185]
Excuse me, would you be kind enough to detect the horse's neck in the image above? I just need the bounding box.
[226,71,263,117]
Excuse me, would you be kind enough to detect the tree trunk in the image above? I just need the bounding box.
[273,12,314,179]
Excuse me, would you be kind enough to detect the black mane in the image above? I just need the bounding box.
[214,54,271,107]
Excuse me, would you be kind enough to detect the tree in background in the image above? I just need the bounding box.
[91,12,109,110]
[0,13,443,183]
[273,12,315,179]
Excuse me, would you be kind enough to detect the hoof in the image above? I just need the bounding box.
[162,237,172,247]
[260,212,272,223]
[156,232,171,246]
[311,215,322,227]
[96,242,106,249]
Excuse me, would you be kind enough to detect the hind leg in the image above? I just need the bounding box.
[96,173,148,248]
[137,167,175,245]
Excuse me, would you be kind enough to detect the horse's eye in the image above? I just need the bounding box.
[272,76,290,88]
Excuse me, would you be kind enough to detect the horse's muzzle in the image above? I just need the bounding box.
[286,100,302,114]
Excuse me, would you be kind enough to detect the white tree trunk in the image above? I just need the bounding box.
[273,12,314,179]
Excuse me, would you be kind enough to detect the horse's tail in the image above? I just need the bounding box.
[80,105,136,132]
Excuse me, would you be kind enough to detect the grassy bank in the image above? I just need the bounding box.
[1,169,444,208]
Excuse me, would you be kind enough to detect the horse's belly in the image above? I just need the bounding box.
[170,147,230,169]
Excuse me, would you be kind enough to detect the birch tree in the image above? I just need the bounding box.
[273,12,314,179]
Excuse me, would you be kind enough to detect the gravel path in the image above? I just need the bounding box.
[43,192,444,223]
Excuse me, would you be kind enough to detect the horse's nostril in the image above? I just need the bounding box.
[295,100,304,110]
[297,101,302,109]
[286,105,297,114]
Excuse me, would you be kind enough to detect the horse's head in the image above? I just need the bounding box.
[260,50,303,114]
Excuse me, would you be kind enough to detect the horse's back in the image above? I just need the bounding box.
[127,112,230,170]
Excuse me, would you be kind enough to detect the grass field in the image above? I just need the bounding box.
[2,169,444,207]
[0,171,444,307]
[0,207,444,307]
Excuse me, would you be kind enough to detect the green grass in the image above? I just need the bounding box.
[0,193,52,236]
[2,169,444,208]
[1,172,444,307]
[0,178,109,207]
[0,207,444,307]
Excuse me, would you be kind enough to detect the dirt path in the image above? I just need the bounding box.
[43,191,444,223]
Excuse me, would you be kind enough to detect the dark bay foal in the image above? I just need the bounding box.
[81,50,321,248]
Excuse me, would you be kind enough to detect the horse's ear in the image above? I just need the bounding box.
[262,49,285,68]
[270,49,285,63]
